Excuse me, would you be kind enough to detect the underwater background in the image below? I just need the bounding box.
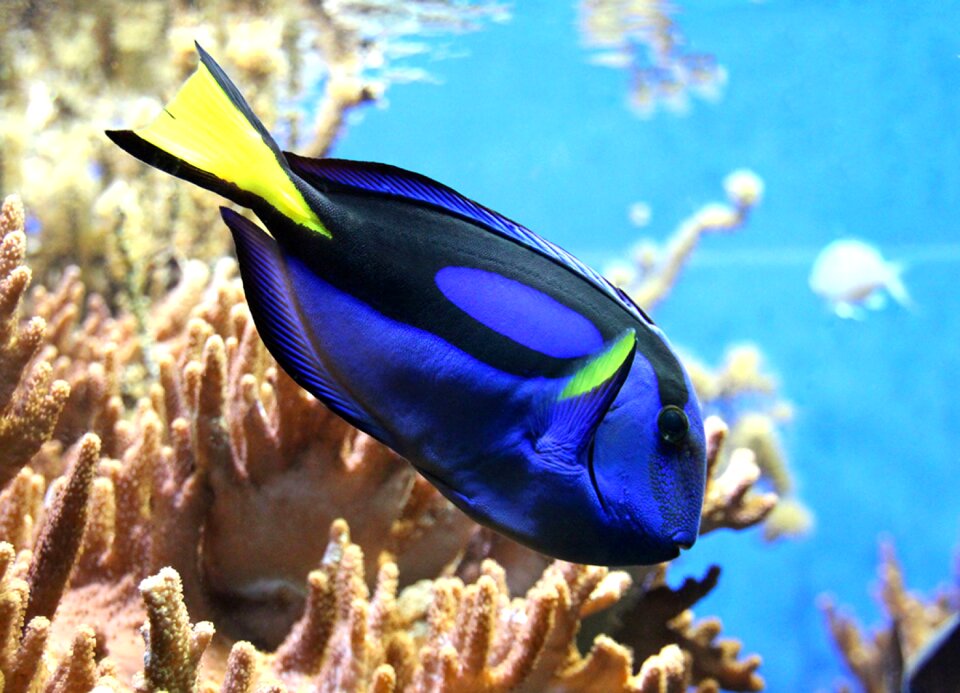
[336,2,960,690]
[1,0,958,690]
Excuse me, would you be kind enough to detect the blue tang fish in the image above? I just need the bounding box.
[106,45,706,566]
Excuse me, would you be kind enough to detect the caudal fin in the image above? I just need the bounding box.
[886,263,914,310]
[105,43,327,236]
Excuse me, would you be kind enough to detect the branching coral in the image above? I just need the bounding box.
[0,192,779,691]
[686,347,811,542]
[608,170,764,312]
[697,418,776,537]
[612,565,763,691]
[0,196,70,488]
[822,542,959,693]
[579,0,727,116]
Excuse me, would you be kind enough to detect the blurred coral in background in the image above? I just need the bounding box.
[579,0,727,116]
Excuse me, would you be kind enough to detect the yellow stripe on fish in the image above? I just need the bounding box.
[560,329,636,400]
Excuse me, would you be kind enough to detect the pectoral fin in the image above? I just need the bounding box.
[536,329,636,461]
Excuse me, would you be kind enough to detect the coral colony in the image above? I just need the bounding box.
[6,1,939,691]
[0,183,773,690]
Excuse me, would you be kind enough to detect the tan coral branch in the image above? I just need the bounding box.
[5,615,50,693]
[24,433,100,626]
[822,541,958,692]
[135,567,214,693]
[220,641,258,693]
[699,417,777,535]
[627,171,763,310]
[46,624,99,693]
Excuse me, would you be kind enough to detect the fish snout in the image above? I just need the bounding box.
[671,529,696,551]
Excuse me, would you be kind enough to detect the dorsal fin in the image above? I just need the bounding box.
[614,286,655,324]
[284,154,651,324]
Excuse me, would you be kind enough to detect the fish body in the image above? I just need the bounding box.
[809,238,910,319]
[106,45,706,566]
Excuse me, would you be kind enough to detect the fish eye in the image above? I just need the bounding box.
[657,405,689,445]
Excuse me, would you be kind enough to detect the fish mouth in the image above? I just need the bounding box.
[671,529,696,551]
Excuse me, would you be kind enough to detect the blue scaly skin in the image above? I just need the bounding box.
[106,45,706,566]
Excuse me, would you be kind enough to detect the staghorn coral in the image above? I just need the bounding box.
[822,542,959,693]
[0,192,779,691]
[0,196,71,489]
[612,565,763,691]
[579,0,727,116]
[685,346,811,542]
[697,417,776,538]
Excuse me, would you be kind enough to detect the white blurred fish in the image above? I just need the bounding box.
[809,239,911,319]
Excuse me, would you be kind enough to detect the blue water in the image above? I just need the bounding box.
[335,2,960,689]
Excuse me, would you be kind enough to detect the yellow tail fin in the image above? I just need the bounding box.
[108,44,327,237]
